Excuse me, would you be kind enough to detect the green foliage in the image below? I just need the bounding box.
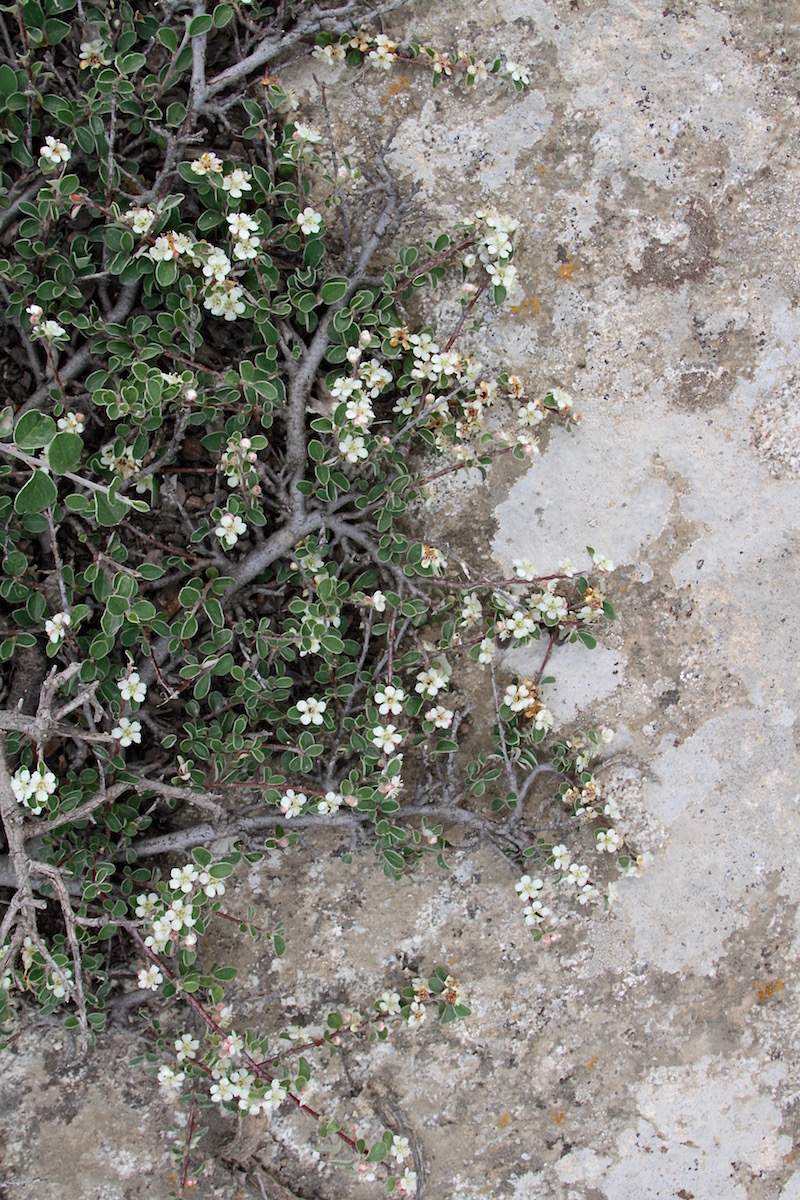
[0,2,635,1193]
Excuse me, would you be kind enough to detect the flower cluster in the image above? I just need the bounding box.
[221,433,260,492]
[215,509,247,548]
[11,763,57,815]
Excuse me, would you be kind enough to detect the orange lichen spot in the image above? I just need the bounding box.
[755,979,785,1002]
[387,75,411,95]
[510,295,542,316]
[586,1054,599,1070]
[558,261,579,280]
[552,1111,567,1124]
[497,1112,512,1129]
[786,1151,797,1164]
[537,165,547,175]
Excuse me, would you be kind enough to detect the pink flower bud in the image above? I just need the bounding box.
[185,388,197,401]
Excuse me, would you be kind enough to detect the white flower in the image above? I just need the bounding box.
[111,717,142,747]
[100,444,142,479]
[592,550,615,573]
[504,679,536,713]
[378,990,402,1015]
[537,590,568,624]
[312,43,346,66]
[122,206,156,235]
[549,387,572,411]
[566,863,590,888]
[79,39,110,69]
[507,610,537,640]
[478,637,495,664]
[202,248,232,282]
[210,1076,235,1104]
[512,558,536,580]
[197,869,226,898]
[221,168,252,198]
[148,234,181,262]
[599,725,615,744]
[489,261,518,289]
[420,544,447,574]
[374,685,405,716]
[11,764,56,815]
[407,1000,427,1028]
[330,375,361,401]
[35,319,66,340]
[170,864,199,893]
[515,874,544,901]
[338,432,368,462]
[137,964,163,990]
[296,206,323,235]
[577,884,600,906]
[260,1078,287,1111]
[145,919,171,953]
[551,844,571,872]
[157,1064,185,1091]
[398,1167,418,1195]
[204,284,246,321]
[296,696,327,725]
[317,790,343,814]
[523,900,551,925]
[370,591,387,613]
[26,304,43,325]
[45,611,71,645]
[135,892,160,918]
[603,797,622,822]
[57,411,85,433]
[368,34,399,69]
[415,666,449,698]
[190,152,224,176]
[505,60,530,86]
[344,396,374,427]
[372,724,404,754]
[215,510,247,548]
[280,789,307,818]
[425,705,454,729]
[40,136,71,166]
[117,671,147,704]
[359,359,393,396]
[226,212,259,239]
[292,123,323,144]
[596,828,621,853]
[518,400,545,427]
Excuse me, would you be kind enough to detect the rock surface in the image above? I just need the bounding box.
[2,2,799,1197]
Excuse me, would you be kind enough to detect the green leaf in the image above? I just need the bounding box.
[0,65,20,97]
[15,471,57,514]
[43,17,71,42]
[46,431,82,475]
[116,52,147,75]
[203,597,224,628]
[320,277,349,305]
[155,258,178,287]
[273,933,286,958]
[212,2,234,27]
[192,847,213,868]
[166,101,187,127]
[188,13,213,35]
[94,489,129,527]
[157,26,178,51]
[14,411,56,450]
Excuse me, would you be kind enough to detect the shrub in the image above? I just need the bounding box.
[0,2,640,1191]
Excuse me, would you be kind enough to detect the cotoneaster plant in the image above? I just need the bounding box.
[0,2,646,1193]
